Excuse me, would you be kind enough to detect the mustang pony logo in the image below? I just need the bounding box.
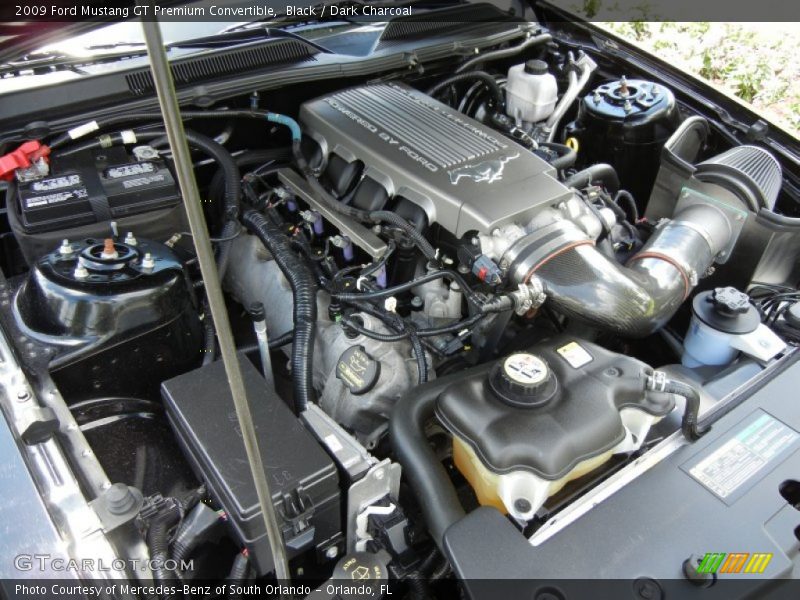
[448,153,519,185]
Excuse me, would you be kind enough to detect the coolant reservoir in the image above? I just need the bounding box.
[682,287,786,367]
[505,60,558,126]
[435,338,675,521]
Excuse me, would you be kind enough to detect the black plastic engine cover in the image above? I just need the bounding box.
[435,336,674,480]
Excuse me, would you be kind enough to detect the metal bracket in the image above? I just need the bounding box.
[346,459,401,552]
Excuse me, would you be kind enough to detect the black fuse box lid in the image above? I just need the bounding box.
[162,355,341,575]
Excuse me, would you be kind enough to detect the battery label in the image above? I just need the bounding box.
[122,174,166,189]
[687,412,799,502]
[107,162,155,178]
[30,174,81,192]
[23,188,89,208]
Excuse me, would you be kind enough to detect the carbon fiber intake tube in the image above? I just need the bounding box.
[524,204,734,337]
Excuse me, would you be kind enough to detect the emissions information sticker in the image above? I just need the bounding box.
[686,411,799,503]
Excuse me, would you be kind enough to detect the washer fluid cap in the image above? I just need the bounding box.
[489,352,557,408]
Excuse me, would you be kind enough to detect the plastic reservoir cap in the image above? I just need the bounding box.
[489,352,557,408]
[524,59,549,75]
[336,346,380,395]
[693,287,760,334]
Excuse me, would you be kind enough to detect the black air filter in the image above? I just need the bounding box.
[695,145,782,210]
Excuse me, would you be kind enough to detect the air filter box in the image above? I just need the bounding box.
[162,356,341,575]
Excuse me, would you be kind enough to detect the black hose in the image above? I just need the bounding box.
[540,142,577,170]
[242,209,317,414]
[171,503,219,566]
[390,373,467,549]
[426,71,504,107]
[756,207,800,232]
[49,109,273,150]
[563,163,620,193]
[333,269,481,307]
[145,503,182,599]
[614,190,639,223]
[343,312,484,341]
[210,148,292,207]
[456,32,553,73]
[201,299,216,366]
[136,129,241,279]
[268,330,294,349]
[662,378,709,441]
[227,552,250,598]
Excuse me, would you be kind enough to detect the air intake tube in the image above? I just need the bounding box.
[518,203,734,337]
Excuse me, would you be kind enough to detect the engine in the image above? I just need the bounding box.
[2,35,798,590]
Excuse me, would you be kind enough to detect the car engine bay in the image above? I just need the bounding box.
[1,11,799,595]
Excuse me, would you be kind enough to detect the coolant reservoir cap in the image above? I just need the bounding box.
[489,352,557,408]
[693,287,760,334]
[524,59,548,75]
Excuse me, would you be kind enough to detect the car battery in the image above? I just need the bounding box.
[9,145,185,264]
[162,355,342,576]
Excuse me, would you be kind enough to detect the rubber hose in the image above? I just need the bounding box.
[146,505,182,600]
[390,373,467,549]
[242,209,317,413]
[201,298,216,366]
[663,379,709,441]
[227,553,250,597]
[49,109,273,150]
[426,71,504,107]
[563,163,620,193]
[614,190,639,223]
[333,269,480,307]
[455,33,553,73]
[540,142,577,170]
[756,207,800,232]
[209,148,292,207]
[137,129,241,279]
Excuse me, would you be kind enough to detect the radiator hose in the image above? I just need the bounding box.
[390,373,468,550]
[241,209,317,413]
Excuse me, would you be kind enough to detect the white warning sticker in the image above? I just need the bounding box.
[688,412,799,500]
[556,341,593,369]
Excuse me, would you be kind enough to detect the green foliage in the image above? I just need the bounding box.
[598,22,798,133]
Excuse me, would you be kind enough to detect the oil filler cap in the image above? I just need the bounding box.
[489,352,557,408]
[336,346,380,395]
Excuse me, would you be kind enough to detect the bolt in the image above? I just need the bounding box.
[623,99,633,113]
[124,232,138,246]
[514,498,532,513]
[604,367,620,377]
[633,578,663,600]
[141,252,155,270]
[59,239,73,255]
[411,296,424,309]
[73,265,89,280]
[100,238,118,260]
[325,546,339,559]
[373,468,385,481]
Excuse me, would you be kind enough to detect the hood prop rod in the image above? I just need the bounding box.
[141,20,290,583]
